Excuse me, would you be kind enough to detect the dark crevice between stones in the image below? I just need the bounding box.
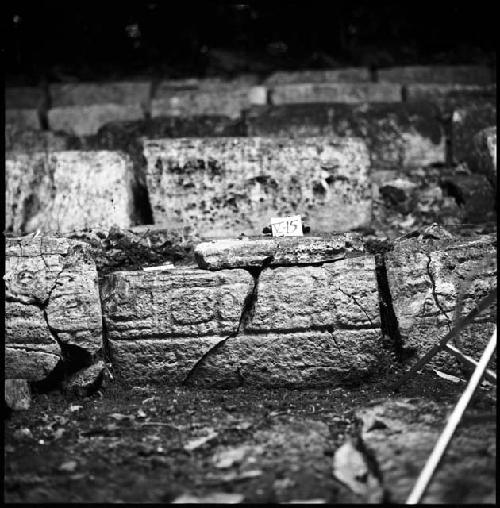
[373,252,411,363]
[131,153,154,225]
[182,255,274,387]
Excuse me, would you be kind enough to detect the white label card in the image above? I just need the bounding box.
[270,215,303,237]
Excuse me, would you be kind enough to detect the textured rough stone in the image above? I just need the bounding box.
[5,236,102,379]
[357,399,496,503]
[385,232,497,373]
[451,103,497,166]
[5,86,45,109]
[5,346,61,381]
[62,360,107,396]
[468,126,497,187]
[5,109,40,130]
[5,379,31,411]
[108,337,223,385]
[68,225,200,275]
[48,104,145,136]
[246,103,445,169]
[5,151,134,234]
[264,68,371,85]
[49,81,151,108]
[144,137,372,236]
[404,84,496,109]
[377,65,494,84]
[151,87,266,119]
[269,83,402,105]
[101,268,253,342]
[186,330,384,388]
[195,234,364,270]
[247,256,380,332]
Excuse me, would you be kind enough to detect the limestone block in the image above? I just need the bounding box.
[195,234,364,270]
[264,68,371,85]
[5,86,45,109]
[468,126,497,187]
[48,104,145,136]
[246,256,380,332]
[6,151,133,234]
[5,236,103,379]
[49,81,151,108]
[144,137,372,236]
[185,329,384,388]
[269,83,402,105]
[378,65,494,84]
[404,84,496,108]
[451,103,497,166]
[100,268,254,342]
[155,74,259,93]
[108,337,223,385]
[246,103,445,169]
[385,233,497,373]
[151,87,266,119]
[5,109,40,130]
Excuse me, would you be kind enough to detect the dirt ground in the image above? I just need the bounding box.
[4,367,496,504]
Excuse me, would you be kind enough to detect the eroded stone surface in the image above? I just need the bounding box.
[108,337,224,385]
[451,102,497,166]
[6,151,134,234]
[5,126,76,154]
[155,75,259,93]
[100,268,254,342]
[62,360,108,396]
[152,87,266,119]
[6,87,45,109]
[246,103,445,169]
[269,83,402,105]
[48,104,145,136]
[264,68,371,85]
[404,84,496,109]
[377,65,494,84]
[385,232,497,373]
[185,329,384,388]
[195,234,365,270]
[144,137,372,236]
[246,256,380,332]
[5,236,103,382]
[357,399,496,503]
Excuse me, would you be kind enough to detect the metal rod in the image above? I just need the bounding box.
[444,343,497,384]
[406,327,497,504]
[393,287,497,391]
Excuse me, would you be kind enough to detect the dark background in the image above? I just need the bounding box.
[4,0,497,84]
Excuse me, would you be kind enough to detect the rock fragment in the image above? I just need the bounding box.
[5,379,31,411]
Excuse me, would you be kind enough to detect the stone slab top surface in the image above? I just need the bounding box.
[194,233,365,270]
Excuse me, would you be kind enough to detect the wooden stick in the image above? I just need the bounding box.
[444,343,497,384]
[393,287,497,391]
[406,327,497,504]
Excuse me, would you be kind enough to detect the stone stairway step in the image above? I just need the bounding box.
[377,65,494,84]
[264,68,372,85]
[469,126,497,187]
[5,109,41,130]
[5,126,77,154]
[5,86,46,110]
[269,82,402,105]
[6,151,134,234]
[246,102,446,169]
[151,86,267,119]
[143,137,372,236]
[5,236,102,381]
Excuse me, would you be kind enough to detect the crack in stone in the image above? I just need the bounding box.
[374,253,406,362]
[327,325,343,357]
[338,288,375,326]
[182,255,274,386]
[426,254,452,331]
